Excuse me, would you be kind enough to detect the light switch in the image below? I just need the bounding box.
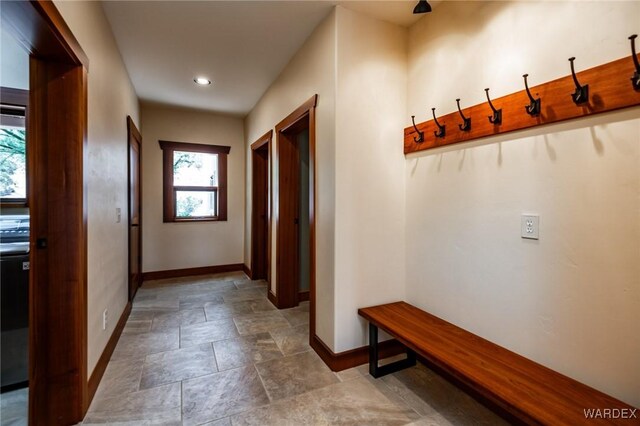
[116,208,121,223]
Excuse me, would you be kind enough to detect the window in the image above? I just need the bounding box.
[159,140,230,222]
[0,88,28,206]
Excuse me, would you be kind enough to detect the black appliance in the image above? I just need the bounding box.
[1,214,29,390]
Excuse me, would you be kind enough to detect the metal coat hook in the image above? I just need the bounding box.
[629,34,640,90]
[410,116,424,143]
[431,108,445,138]
[523,74,541,116]
[484,88,502,125]
[569,57,589,104]
[455,99,471,131]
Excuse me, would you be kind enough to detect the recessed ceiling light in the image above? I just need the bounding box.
[194,77,212,86]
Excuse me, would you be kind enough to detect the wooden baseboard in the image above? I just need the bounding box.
[142,263,244,281]
[298,291,309,302]
[310,334,405,372]
[267,288,277,306]
[242,264,252,279]
[87,301,132,407]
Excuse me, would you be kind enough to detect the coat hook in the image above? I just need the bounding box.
[455,99,471,131]
[523,74,541,116]
[431,108,445,138]
[568,57,589,104]
[484,88,502,125]
[629,34,640,90]
[410,116,424,143]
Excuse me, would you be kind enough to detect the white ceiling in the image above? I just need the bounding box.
[102,1,425,116]
[0,28,29,90]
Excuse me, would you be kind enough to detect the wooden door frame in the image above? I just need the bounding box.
[2,1,90,424]
[127,116,142,300]
[250,130,272,282]
[273,95,317,333]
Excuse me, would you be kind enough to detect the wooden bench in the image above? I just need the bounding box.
[358,301,639,425]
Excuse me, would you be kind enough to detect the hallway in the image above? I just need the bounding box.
[81,272,505,425]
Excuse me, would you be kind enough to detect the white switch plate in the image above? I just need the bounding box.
[521,215,539,240]
[116,208,121,223]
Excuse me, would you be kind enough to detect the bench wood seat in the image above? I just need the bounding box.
[358,301,638,425]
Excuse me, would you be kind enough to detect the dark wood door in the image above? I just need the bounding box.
[251,144,269,280]
[127,117,142,300]
[275,125,303,309]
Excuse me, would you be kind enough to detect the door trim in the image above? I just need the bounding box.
[127,116,142,300]
[250,130,272,282]
[2,1,89,68]
[273,95,317,336]
[251,130,272,151]
[2,1,90,423]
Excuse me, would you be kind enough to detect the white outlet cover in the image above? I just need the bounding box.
[116,208,122,223]
[521,215,539,240]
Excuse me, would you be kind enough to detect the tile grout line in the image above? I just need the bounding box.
[211,342,220,372]
[252,358,275,404]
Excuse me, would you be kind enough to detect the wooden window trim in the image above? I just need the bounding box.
[0,87,29,208]
[159,140,230,222]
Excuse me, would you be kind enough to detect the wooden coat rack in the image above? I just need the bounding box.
[404,46,640,155]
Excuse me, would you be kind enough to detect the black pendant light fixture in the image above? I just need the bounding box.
[413,0,432,14]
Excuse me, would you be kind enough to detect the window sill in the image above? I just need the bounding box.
[1,201,28,209]
[163,216,227,223]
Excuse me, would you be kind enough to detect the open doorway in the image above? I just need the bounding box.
[0,30,30,425]
[297,127,311,302]
[273,96,316,324]
[2,2,89,424]
[127,117,142,301]
[250,131,272,282]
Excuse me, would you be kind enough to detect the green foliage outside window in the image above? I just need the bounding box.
[176,195,203,217]
[173,152,203,217]
[173,151,199,172]
[0,128,26,198]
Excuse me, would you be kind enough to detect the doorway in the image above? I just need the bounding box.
[2,1,90,424]
[0,83,30,426]
[250,131,272,282]
[127,116,142,300]
[274,95,317,320]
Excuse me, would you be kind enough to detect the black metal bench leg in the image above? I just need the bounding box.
[369,323,379,377]
[368,323,417,378]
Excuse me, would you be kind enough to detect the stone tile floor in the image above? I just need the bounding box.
[0,272,508,425]
[0,387,27,426]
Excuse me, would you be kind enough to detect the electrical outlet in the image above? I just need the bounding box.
[521,215,539,240]
[116,207,122,223]
[102,309,108,330]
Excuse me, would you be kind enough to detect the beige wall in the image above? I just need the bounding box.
[406,1,640,407]
[141,103,245,273]
[333,7,407,351]
[244,7,407,352]
[244,10,337,346]
[54,1,140,376]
